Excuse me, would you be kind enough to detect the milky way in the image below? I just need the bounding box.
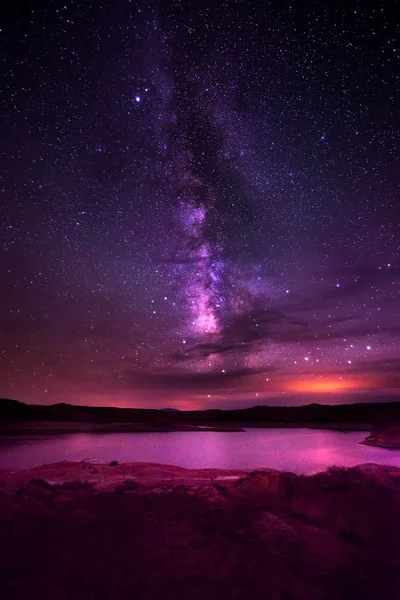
[0,0,399,408]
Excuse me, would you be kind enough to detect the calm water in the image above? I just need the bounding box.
[0,429,399,474]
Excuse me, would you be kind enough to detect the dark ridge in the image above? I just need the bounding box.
[1,398,399,430]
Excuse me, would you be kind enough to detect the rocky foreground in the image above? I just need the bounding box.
[0,462,399,600]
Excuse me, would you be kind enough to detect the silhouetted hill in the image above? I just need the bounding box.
[1,398,400,431]
[0,398,29,415]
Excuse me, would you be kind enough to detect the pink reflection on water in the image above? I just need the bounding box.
[0,429,399,472]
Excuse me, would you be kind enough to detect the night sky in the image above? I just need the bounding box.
[1,0,399,409]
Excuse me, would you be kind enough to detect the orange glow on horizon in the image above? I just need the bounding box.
[284,377,371,394]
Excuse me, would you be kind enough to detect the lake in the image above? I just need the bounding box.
[1,428,400,473]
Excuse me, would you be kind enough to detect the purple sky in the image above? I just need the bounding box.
[1,0,399,408]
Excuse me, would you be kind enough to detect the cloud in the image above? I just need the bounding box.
[171,260,400,361]
[290,262,400,312]
[119,366,273,392]
[349,357,400,375]
[173,307,302,360]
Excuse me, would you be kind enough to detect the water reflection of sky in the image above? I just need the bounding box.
[0,429,399,473]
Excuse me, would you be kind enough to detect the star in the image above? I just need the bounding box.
[0,0,398,409]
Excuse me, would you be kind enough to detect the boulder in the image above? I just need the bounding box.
[14,478,57,501]
[255,512,298,558]
[56,480,95,493]
[206,494,227,511]
[114,480,139,494]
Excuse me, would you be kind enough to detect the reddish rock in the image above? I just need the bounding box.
[0,462,399,599]
[56,480,95,494]
[362,425,400,448]
[255,511,299,558]
[114,479,139,494]
[14,478,57,501]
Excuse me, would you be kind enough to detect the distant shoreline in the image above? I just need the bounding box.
[0,421,390,450]
[1,397,399,447]
[0,420,373,436]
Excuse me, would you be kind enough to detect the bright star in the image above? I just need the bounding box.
[135,96,141,103]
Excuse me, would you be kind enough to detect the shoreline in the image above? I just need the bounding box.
[361,426,400,449]
[2,421,395,449]
[2,399,399,448]
[0,460,259,490]
[0,421,372,436]
[0,458,399,491]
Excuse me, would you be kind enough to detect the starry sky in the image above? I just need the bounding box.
[1,0,399,409]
